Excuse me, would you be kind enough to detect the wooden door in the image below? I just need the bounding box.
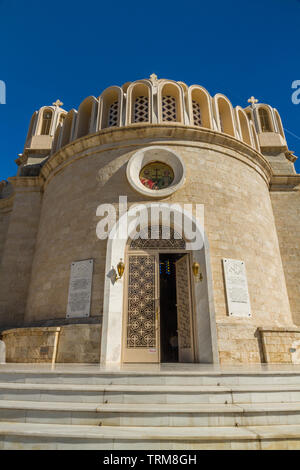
[175,254,194,362]
[122,254,160,363]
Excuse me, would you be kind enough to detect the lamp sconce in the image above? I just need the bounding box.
[192,261,203,282]
[115,259,125,281]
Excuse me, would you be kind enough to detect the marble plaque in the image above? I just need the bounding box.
[222,258,251,317]
[66,259,93,318]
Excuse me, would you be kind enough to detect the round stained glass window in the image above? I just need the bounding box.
[139,161,174,190]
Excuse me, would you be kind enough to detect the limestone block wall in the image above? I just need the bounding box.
[0,179,42,327]
[259,327,300,364]
[1,324,101,363]
[271,188,300,326]
[22,126,294,364]
[0,199,12,265]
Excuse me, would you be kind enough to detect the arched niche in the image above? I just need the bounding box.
[97,86,124,130]
[257,105,274,133]
[75,96,98,139]
[236,107,252,146]
[158,82,184,124]
[126,81,152,125]
[60,109,77,148]
[214,94,236,137]
[188,85,212,129]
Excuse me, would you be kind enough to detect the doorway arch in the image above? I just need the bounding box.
[100,203,219,365]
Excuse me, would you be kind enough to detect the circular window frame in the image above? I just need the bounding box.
[126,146,186,198]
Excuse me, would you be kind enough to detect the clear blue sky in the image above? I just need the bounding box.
[0,0,300,179]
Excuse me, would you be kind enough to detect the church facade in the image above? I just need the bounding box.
[0,75,300,365]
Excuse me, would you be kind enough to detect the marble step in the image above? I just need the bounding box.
[2,369,300,386]
[1,400,300,427]
[1,421,300,449]
[0,382,299,404]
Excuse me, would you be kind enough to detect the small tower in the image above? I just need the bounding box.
[245,97,296,174]
[17,100,67,176]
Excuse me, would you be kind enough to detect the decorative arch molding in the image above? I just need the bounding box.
[274,108,286,140]
[188,85,213,129]
[125,81,153,125]
[235,106,252,147]
[100,203,219,365]
[249,121,260,152]
[214,94,237,138]
[97,86,124,130]
[60,109,77,148]
[157,81,185,124]
[74,96,98,140]
[25,111,38,145]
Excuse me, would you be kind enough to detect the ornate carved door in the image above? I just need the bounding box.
[122,254,160,363]
[175,255,194,362]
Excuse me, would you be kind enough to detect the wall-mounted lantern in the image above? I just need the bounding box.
[192,261,203,282]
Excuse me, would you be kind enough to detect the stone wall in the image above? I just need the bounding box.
[1,324,101,363]
[271,186,300,326]
[0,198,12,265]
[259,327,300,364]
[217,323,263,364]
[0,178,42,327]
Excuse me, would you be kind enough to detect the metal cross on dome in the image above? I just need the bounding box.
[52,99,63,107]
[248,96,259,106]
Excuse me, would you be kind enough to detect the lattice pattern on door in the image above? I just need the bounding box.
[162,96,177,122]
[108,101,119,127]
[134,96,149,123]
[176,258,192,348]
[192,100,202,126]
[130,225,186,250]
[127,255,156,348]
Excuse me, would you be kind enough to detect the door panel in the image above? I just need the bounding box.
[175,255,194,362]
[123,254,159,363]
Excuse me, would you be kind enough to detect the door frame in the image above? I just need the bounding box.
[100,203,219,365]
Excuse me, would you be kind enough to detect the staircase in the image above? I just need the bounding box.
[1,365,300,449]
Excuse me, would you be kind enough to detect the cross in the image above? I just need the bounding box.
[52,99,63,108]
[248,96,259,106]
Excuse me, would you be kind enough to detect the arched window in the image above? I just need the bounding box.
[189,86,212,129]
[60,110,76,147]
[159,83,183,124]
[76,97,97,139]
[41,109,53,135]
[237,109,251,146]
[98,87,123,130]
[216,96,235,137]
[258,108,272,132]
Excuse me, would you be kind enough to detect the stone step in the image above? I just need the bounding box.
[2,369,300,386]
[0,382,299,404]
[1,400,300,427]
[1,421,300,449]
